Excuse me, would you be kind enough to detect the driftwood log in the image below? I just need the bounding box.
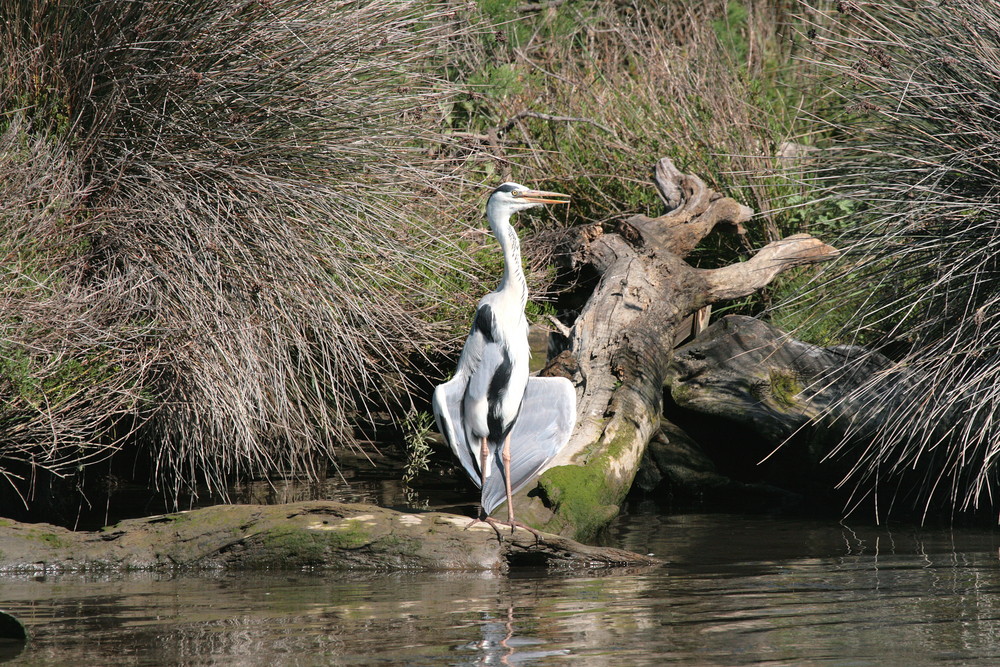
[631,315,895,512]
[668,315,889,449]
[646,315,917,514]
[0,501,658,574]
[508,158,839,541]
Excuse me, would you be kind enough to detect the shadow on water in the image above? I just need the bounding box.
[6,509,1000,665]
[0,610,26,662]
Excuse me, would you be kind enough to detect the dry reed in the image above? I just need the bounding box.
[0,0,474,509]
[789,0,1000,520]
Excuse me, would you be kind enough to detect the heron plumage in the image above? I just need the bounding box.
[434,374,576,513]
[432,182,575,521]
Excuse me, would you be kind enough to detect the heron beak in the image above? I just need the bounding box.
[515,189,571,204]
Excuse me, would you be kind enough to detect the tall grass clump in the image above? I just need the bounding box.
[0,0,472,512]
[793,0,1000,519]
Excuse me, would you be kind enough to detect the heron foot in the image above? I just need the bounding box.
[465,516,506,543]
[499,519,543,545]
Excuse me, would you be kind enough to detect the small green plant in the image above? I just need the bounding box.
[401,410,435,487]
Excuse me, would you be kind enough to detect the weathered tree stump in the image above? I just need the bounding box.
[0,501,658,574]
[508,158,839,541]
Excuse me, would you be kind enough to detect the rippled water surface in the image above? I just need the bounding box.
[4,512,1000,665]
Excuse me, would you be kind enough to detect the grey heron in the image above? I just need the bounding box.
[432,182,577,534]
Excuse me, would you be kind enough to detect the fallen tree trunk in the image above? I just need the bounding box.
[509,158,839,541]
[651,315,924,517]
[667,315,891,449]
[634,315,895,512]
[0,500,658,574]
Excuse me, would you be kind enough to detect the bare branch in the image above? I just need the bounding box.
[622,158,752,254]
[500,110,618,138]
[702,234,840,303]
[546,314,572,339]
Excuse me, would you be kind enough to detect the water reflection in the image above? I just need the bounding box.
[4,513,1000,665]
[456,604,569,665]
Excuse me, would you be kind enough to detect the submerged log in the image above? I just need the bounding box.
[0,501,658,574]
[508,159,839,541]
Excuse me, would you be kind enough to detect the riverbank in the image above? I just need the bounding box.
[5,511,1000,665]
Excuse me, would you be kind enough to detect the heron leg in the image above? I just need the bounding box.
[502,434,515,529]
[463,437,505,543]
[479,436,489,514]
[499,434,544,543]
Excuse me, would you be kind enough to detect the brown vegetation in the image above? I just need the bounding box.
[786,0,1000,520]
[0,0,476,516]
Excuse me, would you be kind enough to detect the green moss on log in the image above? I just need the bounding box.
[258,519,373,567]
[535,419,640,541]
[537,465,620,541]
[17,529,71,550]
[37,533,69,549]
[671,382,693,406]
[377,534,422,559]
[769,369,801,408]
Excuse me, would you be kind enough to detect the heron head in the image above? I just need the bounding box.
[488,182,571,216]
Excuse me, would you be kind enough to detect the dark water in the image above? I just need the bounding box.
[4,513,1000,665]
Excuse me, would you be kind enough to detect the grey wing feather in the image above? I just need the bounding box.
[432,309,493,490]
[480,376,577,514]
[432,377,481,489]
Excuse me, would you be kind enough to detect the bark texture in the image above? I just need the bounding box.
[0,501,658,574]
[635,315,897,511]
[508,158,839,540]
[647,315,924,514]
[668,315,885,446]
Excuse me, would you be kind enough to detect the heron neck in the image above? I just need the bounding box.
[492,213,528,311]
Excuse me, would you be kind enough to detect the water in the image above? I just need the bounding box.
[4,512,1000,665]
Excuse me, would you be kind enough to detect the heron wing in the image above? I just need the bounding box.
[436,338,509,486]
[432,376,481,489]
[480,376,577,514]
